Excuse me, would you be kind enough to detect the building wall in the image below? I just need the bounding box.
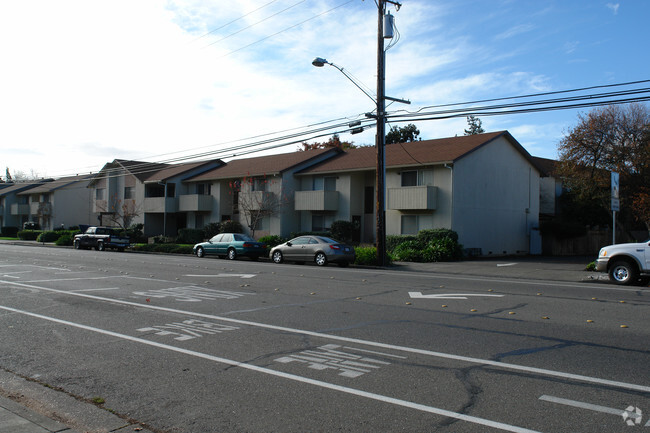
[451,137,540,255]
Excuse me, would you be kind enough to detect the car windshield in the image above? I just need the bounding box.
[234,234,255,242]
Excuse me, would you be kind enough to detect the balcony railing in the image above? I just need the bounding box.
[294,190,339,211]
[179,194,214,212]
[387,185,437,210]
[10,203,30,215]
[144,197,179,213]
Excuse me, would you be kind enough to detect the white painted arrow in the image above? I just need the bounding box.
[409,292,504,300]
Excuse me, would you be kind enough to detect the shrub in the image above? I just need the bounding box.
[37,231,63,243]
[354,246,379,266]
[1,226,19,237]
[392,240,425,262]
[126,224,146,243]
[421,237,464,262]
[330,220,356,243]
[17,230,41,240]
[55,234,74,246]
[258,235,286,248]
[220,220,243,233]
[176,228,205,244]
[203,222,221,239]
[386,235,417,253]
[417,228,458,243]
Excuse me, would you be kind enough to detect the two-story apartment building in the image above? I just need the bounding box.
[184,148,342,238]
[295,131,543,255]
[15,175,93,230]
[0,181,49,229]
[89,159,223,236]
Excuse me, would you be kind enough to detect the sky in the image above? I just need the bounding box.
[1,0,648,179]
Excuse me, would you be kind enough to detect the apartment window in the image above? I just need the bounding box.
[364,186,374,214]
[401,169,433,187]
[95,188,105,200]
[166,183,176,198]
[124,187,135,199]
[401,214,434,235]
[313,176,336,191]
[312,214,333,232]
[251,177,267,192]
[197,183,211,195]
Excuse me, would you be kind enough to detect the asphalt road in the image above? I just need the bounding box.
[0,244,648,433]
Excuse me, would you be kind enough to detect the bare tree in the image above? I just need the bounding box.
[230,175,285,238]
[95,193,141,230]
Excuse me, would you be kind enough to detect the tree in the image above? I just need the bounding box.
[557,103,650,235]
[230,175,287,238]
[299,134,356,151]
[464,115,485,135]
[95,193,142,230]
[385,124,421,144]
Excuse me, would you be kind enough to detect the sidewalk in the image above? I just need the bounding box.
[0,370,155,433]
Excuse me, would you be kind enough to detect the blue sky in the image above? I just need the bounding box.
[1,0,647,178]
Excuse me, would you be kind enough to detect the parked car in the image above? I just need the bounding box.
[596,240,650,285]
[73,226,130,252]
[269,235,355,267]
[193,233,266,260]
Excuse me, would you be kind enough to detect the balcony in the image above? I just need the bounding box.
[239,191,276,211]
[144,197,179,213]
[179,194,214,212]
[294,190,339,211]
[30,202,52,216]
[387,185,437,210]
[11,203,30,216]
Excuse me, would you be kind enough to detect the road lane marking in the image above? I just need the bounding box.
[539,395,641,420]
[1,279,649,394]
[497,263,518,267]
[409,292,505,300]
[0,304,542,433]
[183,274,256,278]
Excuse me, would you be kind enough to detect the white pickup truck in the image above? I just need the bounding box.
[596,240,650,285]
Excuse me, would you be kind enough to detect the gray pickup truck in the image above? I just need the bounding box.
[73,226,130,252]
[596,240,650,285]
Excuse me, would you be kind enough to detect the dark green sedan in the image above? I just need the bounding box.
[193,233,266,260]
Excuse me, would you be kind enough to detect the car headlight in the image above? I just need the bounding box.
[599,249,607,257]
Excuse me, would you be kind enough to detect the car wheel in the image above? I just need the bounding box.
[97,242,105,252]
[196,247,205,258]
[315,252,328,266]
[608,260,638,285]
[74,240,80,250]
[272,251,283,264]
[227,248,237,260]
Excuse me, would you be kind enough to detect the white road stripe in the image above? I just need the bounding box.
[539,395,638,419]
[1,279,649,394]
[0,304,542,433]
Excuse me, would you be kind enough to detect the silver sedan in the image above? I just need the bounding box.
[269,236,355,267]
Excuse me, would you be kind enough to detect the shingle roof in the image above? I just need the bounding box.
[142,159,223,183]
[17,175,91,194]
[297,131,543,174]
[0,181,49,196]
[186,148,340,181]
[531,156,558,177]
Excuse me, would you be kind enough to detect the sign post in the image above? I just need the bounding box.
[611,172,619,244]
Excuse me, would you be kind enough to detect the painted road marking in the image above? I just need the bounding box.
[539,395,642,422]
[497,263,518,267]
[0,304,542,433]
[409,292,504,300]
[1,279,649,394]
[183,274,256,279]
[133,286,253,302]
[275,344,393,378]
[137,319,239,341]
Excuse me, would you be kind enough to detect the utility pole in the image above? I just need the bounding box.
[375,0,387,266]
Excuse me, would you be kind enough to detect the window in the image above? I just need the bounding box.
[290,237,310,245]
[401,214,434,235]
[313,176,336,191]
[197,183,211,195]
[95,188,105,200]
[364,186,374,214]
[251,177,266,192]
[401,169,433,186]
[166,183,176,198]
[312,214,333,231]
[124,187,135,199]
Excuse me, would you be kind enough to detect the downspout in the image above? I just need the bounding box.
[444,164,453,229]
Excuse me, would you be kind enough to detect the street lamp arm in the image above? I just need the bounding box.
[312,57,377,104]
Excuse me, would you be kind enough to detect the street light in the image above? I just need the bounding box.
[312,0,405,266]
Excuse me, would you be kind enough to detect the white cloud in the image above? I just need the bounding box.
[606,3,620,15]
